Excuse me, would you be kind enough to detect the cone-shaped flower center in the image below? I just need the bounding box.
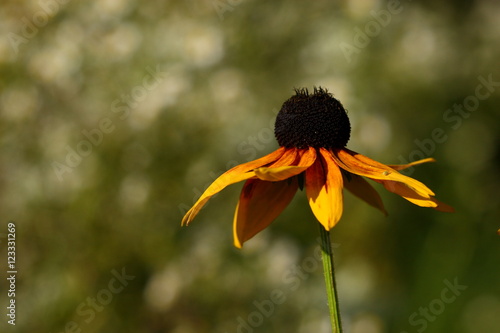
[274,87,351,149]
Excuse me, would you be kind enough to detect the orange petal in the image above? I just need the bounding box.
[305,148,343,230]
[431,197,455,213]
[267,147,299,168]
[233,178,298,248]
[255,147,317,181]
[232,146,287,173]
[181,148,285,226]
[343,173,387,216]
[332,149,435,199]
[388,158,436,171]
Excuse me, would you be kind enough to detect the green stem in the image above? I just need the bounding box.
[319,223,343,333]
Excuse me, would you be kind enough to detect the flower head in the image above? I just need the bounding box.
[275,87,350,149]
[182,87,453,248]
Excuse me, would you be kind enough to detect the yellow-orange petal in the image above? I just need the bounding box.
[232,146,287,173]
[343,173,387,216]
[181,148,285,226]
[255,147,317,181]
[332,149,435,199]
[182,172,256,226]
[377,179,437,207]
[305,148,343,230]
[267,147,299,168]
[233,178,298,248]
[372,179,454,212]
[388,158,436,171]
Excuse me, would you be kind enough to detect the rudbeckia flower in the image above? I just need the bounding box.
[182,87,453,248]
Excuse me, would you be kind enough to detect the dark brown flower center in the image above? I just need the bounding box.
[274,87,351,149]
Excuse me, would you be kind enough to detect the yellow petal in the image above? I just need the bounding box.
[388,158,436,171]
[400,195,438,207]
[372,178,454,212]
[182,172,256,226]
[255,147,317,181]
[405,195,454,212]
[332,149,435,199]
[376,179,436,206]
[305,148,343,230]
[343,173,387,216]
[181,148,285,226]
[233,178,298,248]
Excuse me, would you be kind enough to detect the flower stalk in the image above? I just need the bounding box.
[319,223,343,333]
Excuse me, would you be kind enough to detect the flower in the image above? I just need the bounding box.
[182,87,453,248]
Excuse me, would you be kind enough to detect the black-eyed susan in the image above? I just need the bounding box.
[182,87,453,248]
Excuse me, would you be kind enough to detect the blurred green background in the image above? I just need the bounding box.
[1,0,499,332]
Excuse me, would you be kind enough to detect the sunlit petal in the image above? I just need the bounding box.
[400,195,438,207]
[233,178,299,248]
[332,149,435,198]
[232,146,287,172]
[255,147,317,181]
[266,147,299,168]
[377,179,439,208]
[181,148,285,225]
[254,166,307,181]
[388,158,436,171]
[305,148,343,230]
[343,173,387,215]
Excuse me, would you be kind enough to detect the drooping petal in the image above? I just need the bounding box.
[181,148,285,226]
[388,158,436,171]
[376,180,437,207]
[305,148,343,230]
[233,178,299,248]
[331,149,435,199]
[255,147,317,181]
[380,179,438,207]
[343,173,387,215]
[376,180,454,212]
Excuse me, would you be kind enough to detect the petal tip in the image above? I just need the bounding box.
[433,200,455,213]
[181,215,190,226]
[233,236,243,248]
